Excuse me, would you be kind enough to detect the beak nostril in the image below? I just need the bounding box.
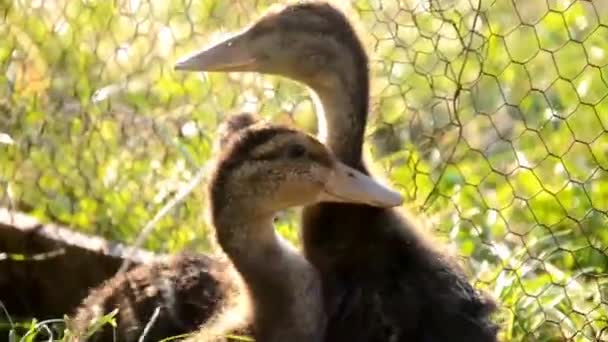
[347,172,355,178]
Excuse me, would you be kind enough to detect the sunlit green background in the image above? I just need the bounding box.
[1,0,607,340]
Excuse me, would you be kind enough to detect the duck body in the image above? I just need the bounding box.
[304,202,497,342]
[68,253,230,342]
[175,2,498,341]
[295,4,499,339]
[204,121,401,341]
[203,125,328,342]
[296,4,499,338]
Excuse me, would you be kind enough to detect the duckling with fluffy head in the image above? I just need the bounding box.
[176,2,498,341]
[206,121,402,342]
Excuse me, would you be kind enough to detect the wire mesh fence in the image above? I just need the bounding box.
[0,0,607,340]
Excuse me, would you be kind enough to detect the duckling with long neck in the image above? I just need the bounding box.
[176,2,498,341]
[205,121,402,341]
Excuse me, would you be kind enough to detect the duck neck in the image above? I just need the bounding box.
[309,61,369,171]
[214,212,324,341]
[214,213,283,290]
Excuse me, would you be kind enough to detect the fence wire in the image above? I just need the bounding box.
[0,0,607,340]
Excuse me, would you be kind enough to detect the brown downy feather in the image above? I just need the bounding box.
[215,112,261,151]
[68,114,260,342]
[189,124,331,342]
[67,254,231,342]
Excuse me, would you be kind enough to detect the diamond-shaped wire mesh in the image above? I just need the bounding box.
[0,0,607,340]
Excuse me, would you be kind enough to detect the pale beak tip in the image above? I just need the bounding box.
[174,59,192,71]
[384,191,404,208]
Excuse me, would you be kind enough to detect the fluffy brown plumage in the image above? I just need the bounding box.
[215,112,261,151]
[68,253,230,342]
[202,124,334,342]
[68,114,260,342]
[176,2,499,341]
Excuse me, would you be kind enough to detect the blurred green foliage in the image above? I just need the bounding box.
[0,0,607,340]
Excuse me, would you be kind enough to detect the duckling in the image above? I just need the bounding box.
[68,113,261,342]
[68,253,230,342]
[197,121,403,342]
[175,2,499,341]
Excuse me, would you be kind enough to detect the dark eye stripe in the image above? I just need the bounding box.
[214,127,333,183]
[251,149,287,162]
[309,149,333,168]
[287,144,306,159]
[239,128,289,155]
[213,127,287,181]
[251,146,332,168]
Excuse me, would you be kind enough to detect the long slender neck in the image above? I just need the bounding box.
[214,213,287,302]
[310,60,369,171]
[300,37,382,275]
[214,211,325,341]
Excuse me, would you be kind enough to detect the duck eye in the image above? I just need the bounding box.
[309,53,325,67]
[286,144,306,159]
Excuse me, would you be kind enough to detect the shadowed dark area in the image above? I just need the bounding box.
[0,207,158,320]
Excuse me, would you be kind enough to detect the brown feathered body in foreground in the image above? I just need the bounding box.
[176,2,499,341]
[68,114,258,341]
[195,119,401,341]
[68,253,230,342]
